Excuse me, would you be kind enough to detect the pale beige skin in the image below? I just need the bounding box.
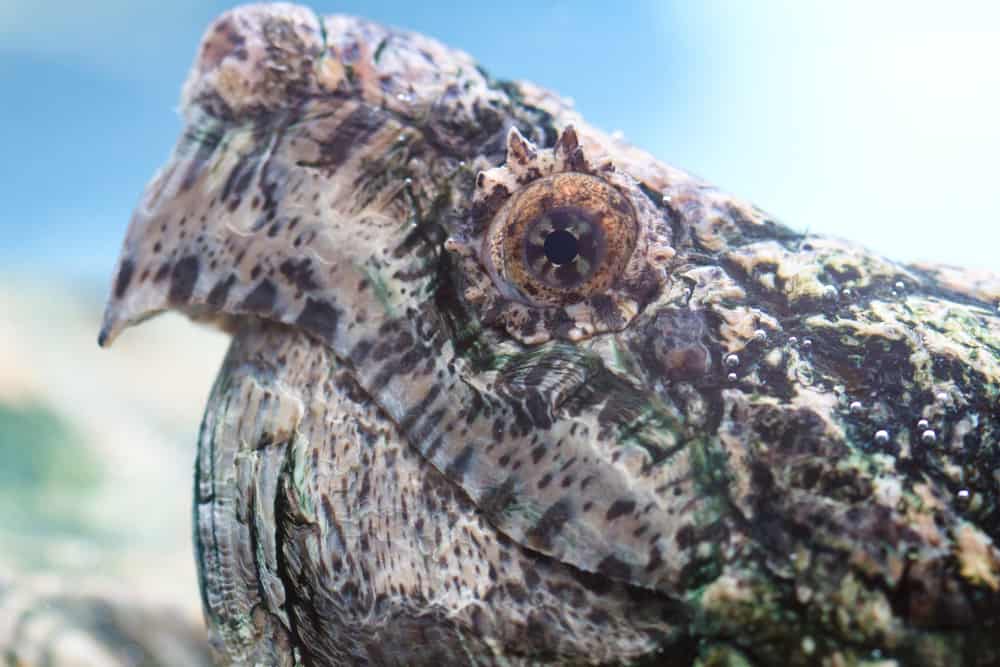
[91,3,1000,666]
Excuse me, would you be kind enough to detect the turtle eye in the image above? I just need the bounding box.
[484,172,638,306]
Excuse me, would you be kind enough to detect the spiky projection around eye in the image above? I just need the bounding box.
[446,126,675,344]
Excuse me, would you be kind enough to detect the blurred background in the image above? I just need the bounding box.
[0,0,998,646]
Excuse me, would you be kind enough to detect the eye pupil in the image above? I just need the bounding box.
[543,229,579,265]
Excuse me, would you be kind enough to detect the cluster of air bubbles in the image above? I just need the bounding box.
[890,280,906,298]
[873,429,891,445]
[396,91,414,103]
[916,418,938,445]
[724,353,740,383]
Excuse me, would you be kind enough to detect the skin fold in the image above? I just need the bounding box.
[98,4,1000,666]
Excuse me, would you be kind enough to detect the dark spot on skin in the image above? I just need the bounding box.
[605,498,637,522]
[524,393,552,429]
[646,546,663,573]
[527,498,572,551]
[314,105,385,169]
[530,444,547,465]
[597,555,632,581]
[207,274,237,308]
[399,384,443,436]
[479,476,518,521]
[296,298,340,340]
[240,279,277,314]
[113,259,134,299]
[279,257,319,292]
[444,444,475,481]
[168,256,199,304]
[179,128,221,191]
[153,263,170,283]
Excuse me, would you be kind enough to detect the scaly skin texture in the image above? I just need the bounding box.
[100,4,1000,666]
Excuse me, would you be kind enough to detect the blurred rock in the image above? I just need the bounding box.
[0,277,228,662]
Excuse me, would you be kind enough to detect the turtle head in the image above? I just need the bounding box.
[100,2,724,592]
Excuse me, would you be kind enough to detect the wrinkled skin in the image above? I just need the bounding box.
[100,4,1000,666]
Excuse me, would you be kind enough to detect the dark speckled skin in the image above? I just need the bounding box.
[100,4,1000,666]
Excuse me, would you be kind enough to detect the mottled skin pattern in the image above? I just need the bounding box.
[99,4,1000,666]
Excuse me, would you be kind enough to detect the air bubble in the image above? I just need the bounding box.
[874,429,890,445]
[957,488,971,501]
[841,288,853,298]
[895,280,905,291]
[822,285,838,299]
[753,329,768,342]
[849,401,863,414]
[788,336,799,346]
[802,338,813,350]
[917,418,929,430]
[920,429,937,445]
[724,353,740,368]
[727,372,738,382]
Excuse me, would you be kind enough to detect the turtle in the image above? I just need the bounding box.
[98,3,1000,666]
